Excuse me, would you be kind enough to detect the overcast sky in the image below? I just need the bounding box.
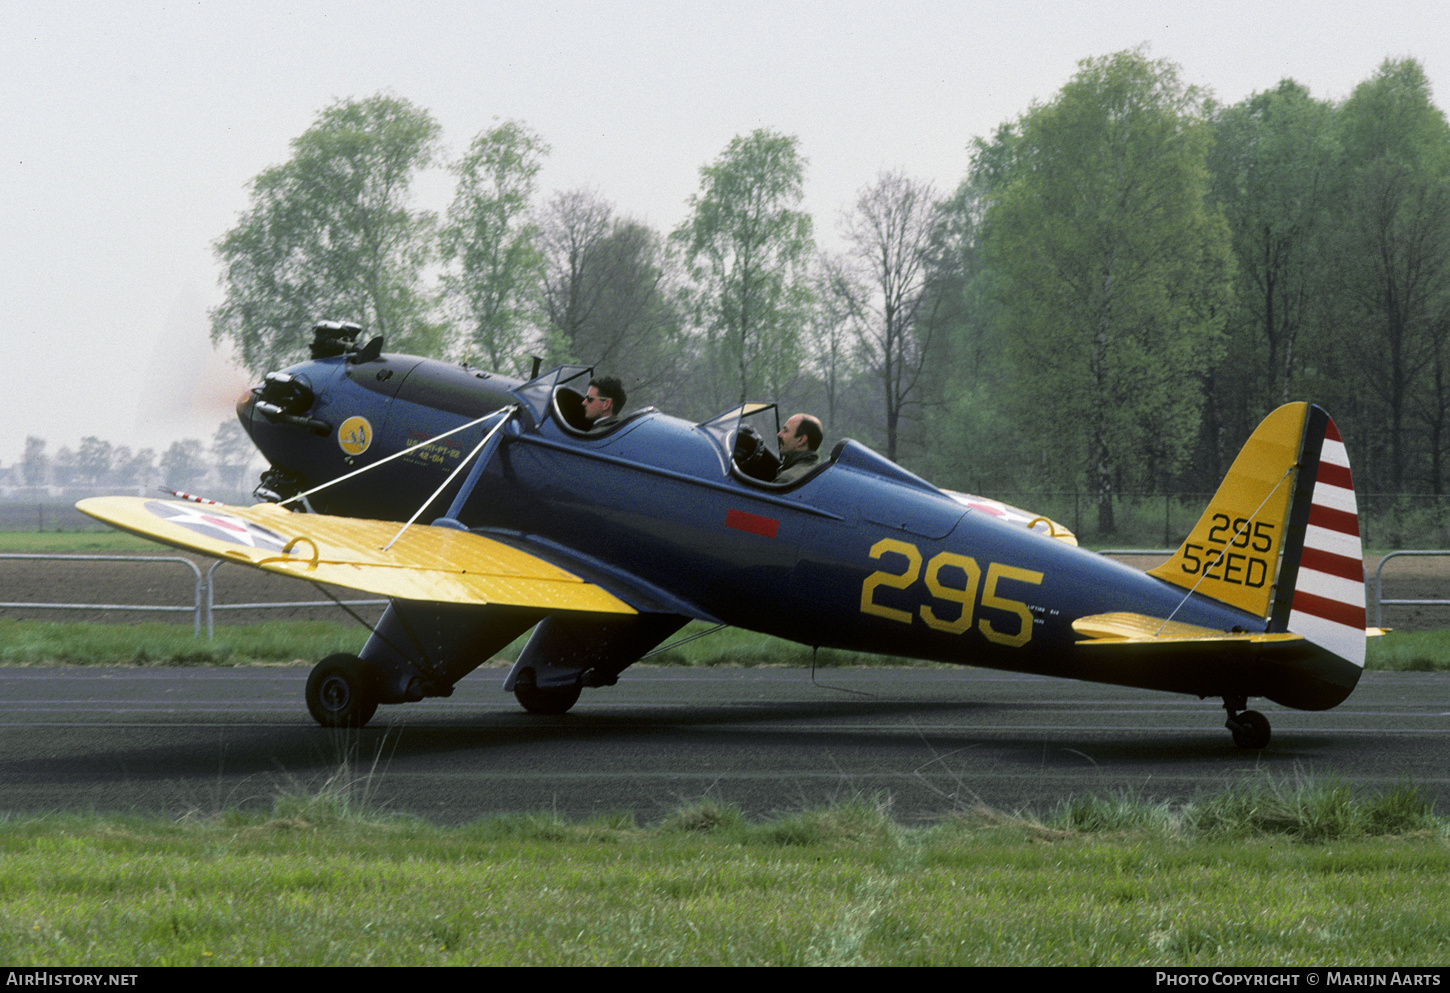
[3,0,1447,470]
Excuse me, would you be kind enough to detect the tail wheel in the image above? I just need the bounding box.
[513,668,582,715]
[1228,709,1271,750]
[306,654,380,728]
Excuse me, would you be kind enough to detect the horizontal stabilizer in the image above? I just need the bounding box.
[1073,612,1302,646]
[76,497,635,614]
[1071,611,1356,711]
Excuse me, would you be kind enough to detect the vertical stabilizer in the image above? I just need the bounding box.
[1149,403,1365,667]
[1274,408,1366,666]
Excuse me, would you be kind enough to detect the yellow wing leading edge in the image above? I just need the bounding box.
[76,497,635,614]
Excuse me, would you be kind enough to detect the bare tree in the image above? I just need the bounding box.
[539,188,616,353]
[539,189,688,408]
[825,171,944,462]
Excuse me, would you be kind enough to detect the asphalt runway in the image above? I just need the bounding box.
[1,665,1446,824]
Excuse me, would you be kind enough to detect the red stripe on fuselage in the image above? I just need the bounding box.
[726,509,779,538]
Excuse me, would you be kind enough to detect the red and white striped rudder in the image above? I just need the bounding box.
[1282,412,1366,667]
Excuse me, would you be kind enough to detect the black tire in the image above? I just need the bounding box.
[1230,709,1271,750]
[514,669,582,715]
[306,653,380,728]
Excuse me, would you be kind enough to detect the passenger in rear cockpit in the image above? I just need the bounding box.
[775,413,823,484]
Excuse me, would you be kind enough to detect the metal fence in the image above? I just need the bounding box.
[0,553,385,639]
[1373,550,1450,628]
[1102,549,1450,630]
[11,549,1446,636]
[0,553,207,634]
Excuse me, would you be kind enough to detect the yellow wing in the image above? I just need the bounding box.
[76,497,634,614]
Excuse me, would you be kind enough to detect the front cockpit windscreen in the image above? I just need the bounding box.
[511,364,593,429]
[697,402,781,481]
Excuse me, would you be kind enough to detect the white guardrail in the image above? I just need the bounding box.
[1371,550,1450,628]
[0,553,385,639]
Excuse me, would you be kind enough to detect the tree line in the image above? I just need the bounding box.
[209,50,1450,538]
[14,423,255,495]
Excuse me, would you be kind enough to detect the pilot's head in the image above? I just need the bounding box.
[584,376,626,424]
[779,413,823,455]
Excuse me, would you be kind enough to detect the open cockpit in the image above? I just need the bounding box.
[511,365,834,488]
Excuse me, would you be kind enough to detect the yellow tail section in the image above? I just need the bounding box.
[1149,404,1309,619]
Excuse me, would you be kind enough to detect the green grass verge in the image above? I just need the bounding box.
[0,619,940,668]
[2,779,1448,966]
[0,617,1446,670]
[0,531,160,554]
[1363,629,1450,671]
[0,619,366,666]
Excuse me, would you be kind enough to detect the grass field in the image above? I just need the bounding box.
[4,522,1448,669]
[0,531,160,554]
[0,616,969,669]
[2,779,1448,967]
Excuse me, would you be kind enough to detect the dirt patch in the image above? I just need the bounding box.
[0,553,386,627]
[1362,554,1450,630]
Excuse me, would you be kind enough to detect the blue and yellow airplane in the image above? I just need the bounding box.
[80,322,1368,749]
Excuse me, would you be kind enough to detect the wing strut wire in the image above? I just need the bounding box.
[275,404,516,511]
[307,584,417,664]
[639,623,726,660]
[309,586,449,683]
[382,406,517,551]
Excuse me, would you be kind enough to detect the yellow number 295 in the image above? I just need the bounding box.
[860,538,1042,646]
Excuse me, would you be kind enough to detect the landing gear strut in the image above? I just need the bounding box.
[306,654,380,728]
[1223,696,1271,749]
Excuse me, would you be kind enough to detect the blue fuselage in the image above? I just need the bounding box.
[239,353,1300,702]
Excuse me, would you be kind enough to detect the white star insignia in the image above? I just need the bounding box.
[146,501,292,551]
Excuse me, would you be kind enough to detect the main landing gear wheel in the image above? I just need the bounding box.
[306,653,379,728]
[513,669,582,715]
[1226,709,1272,750]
